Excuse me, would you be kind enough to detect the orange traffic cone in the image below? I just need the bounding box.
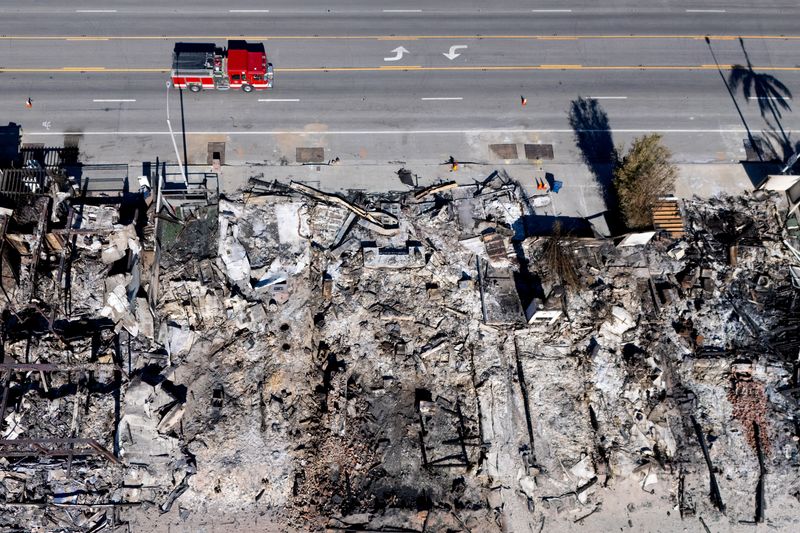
[536,178,543,190]
[521,95,527,106]
[25,97,32,109]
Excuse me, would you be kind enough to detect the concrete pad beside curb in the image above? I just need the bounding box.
[674,164,755,198]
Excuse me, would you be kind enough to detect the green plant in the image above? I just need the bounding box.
[613,134,677,229]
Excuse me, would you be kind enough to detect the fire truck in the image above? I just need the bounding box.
[170,40,273,93]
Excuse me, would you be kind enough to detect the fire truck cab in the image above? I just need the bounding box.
[171,40,273,93]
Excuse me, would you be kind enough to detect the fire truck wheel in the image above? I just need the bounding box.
[242,84,253,93]
[189,84,201,93]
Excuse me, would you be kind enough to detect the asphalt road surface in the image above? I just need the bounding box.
[1,1,800,166]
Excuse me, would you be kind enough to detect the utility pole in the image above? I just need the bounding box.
[165,81,188,186]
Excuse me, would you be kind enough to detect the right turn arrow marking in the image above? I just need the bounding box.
[384,46,410,61]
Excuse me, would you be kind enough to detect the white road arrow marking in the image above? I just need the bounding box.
[384,46,409,62]
[443,45,468,60]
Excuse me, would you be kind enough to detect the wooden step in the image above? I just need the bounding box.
[651,198,685,238]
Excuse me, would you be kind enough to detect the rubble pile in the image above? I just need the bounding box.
[0,164,154,530]
[1,161,799,532]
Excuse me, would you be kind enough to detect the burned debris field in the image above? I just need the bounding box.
[1,157,800,532]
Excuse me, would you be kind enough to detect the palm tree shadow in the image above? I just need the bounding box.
[761,127,800,171]
[567,97,617,205]
[706,37,761,164]
[729,37,793,150]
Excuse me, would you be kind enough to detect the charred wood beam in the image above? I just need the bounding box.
[468,345,489,468]
[574,503,602,524]
[455,400,471,468]
[3,501,141,508]
[0,370,10,435]
[0,213,11,305]
[247,177,291,194]
[541,476,597,502]
[50,206,75,328]
[0,438,119,464]
[417,412,428,468]
[288,181,394,228]
[426,453,468,467]
[413,180,457,201]
[326,523,421,533]
[690,415,725,513]
[513,337,538,468]
[754,422,766,523]
[648,277,661,315]
[0,363,122,372]
[159,472,192,514]
[441,436,481,446]
[25,197,51,303]
[477,257,487,324]
[48,227,118,236]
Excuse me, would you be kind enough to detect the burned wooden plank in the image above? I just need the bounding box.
[455,400,471,468]
[691,415,725,513]
[513,337,537,467]
[0,438,119,464]
[413,180,457,201]
[754,422,766,523]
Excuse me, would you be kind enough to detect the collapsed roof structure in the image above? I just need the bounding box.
[1,133,799,531]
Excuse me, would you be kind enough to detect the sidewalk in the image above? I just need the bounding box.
[211,159,758,221]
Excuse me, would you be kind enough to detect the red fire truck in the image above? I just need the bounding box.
[170,40,273,92]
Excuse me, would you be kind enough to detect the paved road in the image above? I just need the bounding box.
[3,1,800,37]
[3,34,800,70]
[1,1,800,168]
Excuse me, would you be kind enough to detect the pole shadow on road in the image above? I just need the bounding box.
[567,96,623,232]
